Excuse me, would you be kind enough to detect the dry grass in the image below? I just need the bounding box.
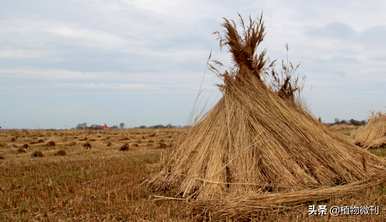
[329,124,360,138]
[0,128,190,221]
[46,141,56,147]
[120,143,130,151]
[355,113,386,149]
[1,13,385,221]
[0,128,385,221]
[54,149,67,156]
[265,45,303,104]
[31,150,44,158]
[147,15,386,219]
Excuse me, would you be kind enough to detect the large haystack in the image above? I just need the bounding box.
[148,16,386,218]
[355,113,386,149]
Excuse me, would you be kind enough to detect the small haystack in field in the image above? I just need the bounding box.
[355,113,386,149]
[31,151,44,158]
[147,15,386,219]
[17,148,27,153]
[54,149,67,156]
[83,142,92,149]
[120,143,130,151]
[46,141,56,147]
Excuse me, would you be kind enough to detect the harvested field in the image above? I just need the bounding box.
[0,129,186,221]
[0,128,385,221]
[2,4,386,221]
[0,129,181,162]
[329,124,360,142]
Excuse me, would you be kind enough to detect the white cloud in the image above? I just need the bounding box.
[0,68,99,80]
[0,67,216,94]
[1,0,386,127]
[47,25,127,49]
[0,49,49,59]
[74,82,148,91]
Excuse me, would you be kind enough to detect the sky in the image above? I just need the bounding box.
[1,0,386,128]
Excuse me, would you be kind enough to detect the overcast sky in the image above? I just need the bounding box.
[1,0,386,128]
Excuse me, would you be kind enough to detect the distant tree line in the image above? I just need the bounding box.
[75,122,188,130]
[331,118,367,126]
[75,122,125,130]
[135,124,188,129]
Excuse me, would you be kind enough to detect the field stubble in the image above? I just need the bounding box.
[0,128,385,221]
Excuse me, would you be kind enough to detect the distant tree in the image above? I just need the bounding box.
[150,124,164,129]
[332,118,365,126]
[119,122,125,129]
[111,125,119,129]
[349,119,366,126]
[76,123,88,129]
[89,124,105,130]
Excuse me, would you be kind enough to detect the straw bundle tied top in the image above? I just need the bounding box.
[355,113,386,149]
[147,15,386,218]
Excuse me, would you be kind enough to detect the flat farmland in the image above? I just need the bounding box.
[0,128,385,221]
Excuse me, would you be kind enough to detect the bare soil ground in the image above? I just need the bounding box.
[0,128,385,221]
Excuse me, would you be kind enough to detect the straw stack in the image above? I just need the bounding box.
[355,113,386,149]
[147,15,386,219]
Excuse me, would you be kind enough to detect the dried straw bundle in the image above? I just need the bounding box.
[355,113,386,149]
[190,174,386,220]
[265,45,303,105]
[147,15,386,218]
